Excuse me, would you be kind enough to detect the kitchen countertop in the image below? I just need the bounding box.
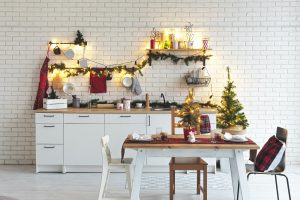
[34,108,217,114]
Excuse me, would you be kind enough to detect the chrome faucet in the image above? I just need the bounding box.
[160,93,166,104]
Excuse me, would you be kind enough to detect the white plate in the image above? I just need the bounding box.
[122,76,133,88]
[63,83,75,95]
[224,138,248,143]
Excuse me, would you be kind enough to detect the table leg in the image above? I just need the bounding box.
[131,149,146,200]
[229,157,239,200]
[233,150,250,200]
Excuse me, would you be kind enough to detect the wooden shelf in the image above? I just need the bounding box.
[147,48,212,52]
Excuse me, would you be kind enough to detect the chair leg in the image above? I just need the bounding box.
[278,174,292,200]
[237,181,239,200]
[197,170,200,195]
[203,166,207,200]
[103,169,110,197]
[170,169,174,200]
[98,168,109,200]
[274,175,280,200]
[173,170,175,194]
[125,166,132,195]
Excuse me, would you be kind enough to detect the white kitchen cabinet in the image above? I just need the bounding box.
[146,114,172,166]
[105,114,146,160]
[35,113,64,173]
[64,114,104,167]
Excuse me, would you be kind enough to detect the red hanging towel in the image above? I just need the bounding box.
[90,68,107,93]
[33,56,50,110]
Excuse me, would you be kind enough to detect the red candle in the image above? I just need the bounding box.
[150,39,155,49]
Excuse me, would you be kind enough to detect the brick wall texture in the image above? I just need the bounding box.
[0,0,299,165]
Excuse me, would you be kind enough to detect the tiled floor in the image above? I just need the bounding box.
[0,165,299,200]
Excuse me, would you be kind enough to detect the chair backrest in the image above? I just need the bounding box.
[101,135,112,166]
[171,107,200,135]
[275,127,288,171]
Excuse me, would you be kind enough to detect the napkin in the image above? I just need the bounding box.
[129,133,151,141]
[224,132,247,142]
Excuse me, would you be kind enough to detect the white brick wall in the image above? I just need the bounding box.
[0,0,299,165]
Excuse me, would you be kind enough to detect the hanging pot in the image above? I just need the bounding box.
[53,45,61,55]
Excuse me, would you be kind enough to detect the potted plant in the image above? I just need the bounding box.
[217,67,249,135]
[177,89,202,140]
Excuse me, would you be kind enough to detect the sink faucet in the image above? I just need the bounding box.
[160,93,166,104]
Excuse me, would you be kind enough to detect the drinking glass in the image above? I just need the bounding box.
[210,131,216,143]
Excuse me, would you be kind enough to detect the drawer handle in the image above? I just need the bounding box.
[120,115,131,118]
[43,125,55,128]
[43,146,55,149]
[43,115,54,117]
[78,115,90,117]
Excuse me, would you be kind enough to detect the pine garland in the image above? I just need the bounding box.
[147,51,211,66]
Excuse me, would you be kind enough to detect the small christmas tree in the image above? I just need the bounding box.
[177,88,202,129]
[74,30,87,46]
[217,67,249,129]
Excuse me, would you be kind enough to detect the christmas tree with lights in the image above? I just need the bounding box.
[217,67,249,130]
[177,88,202,129]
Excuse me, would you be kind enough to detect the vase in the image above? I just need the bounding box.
[183,127,196,141]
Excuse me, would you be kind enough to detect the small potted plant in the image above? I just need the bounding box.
[177,89,202,140]
[217,67,249,134]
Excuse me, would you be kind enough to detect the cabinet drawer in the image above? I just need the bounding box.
[36,145,63,165]
[105,114,146,124]
[36,113,63,124]
[36,124,63,144]
[64,114,104,124]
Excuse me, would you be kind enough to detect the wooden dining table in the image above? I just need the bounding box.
[122,134,259,200]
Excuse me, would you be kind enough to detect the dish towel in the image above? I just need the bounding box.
[131,77,142,95]
[90,68,107,93]
[33,56,49,110]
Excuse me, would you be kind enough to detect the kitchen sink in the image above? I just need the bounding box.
[151,107,172,111]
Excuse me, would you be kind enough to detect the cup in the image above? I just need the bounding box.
[210,131,216,143]
[156,127,162,134]
[123,99,131,110]
[117,102,123,110]
[72,98,80,108]
[136,103,143,108]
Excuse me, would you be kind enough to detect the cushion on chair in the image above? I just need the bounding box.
[255,135,286,172]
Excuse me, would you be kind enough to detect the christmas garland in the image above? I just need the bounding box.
[49,59,148,78]
[147,51,211,66]
[49,51,211,78]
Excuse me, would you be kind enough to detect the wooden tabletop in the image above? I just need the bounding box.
[123,135,259,150]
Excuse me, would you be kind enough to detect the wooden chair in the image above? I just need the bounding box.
[169,108,208,200]
[98,135,133,200]
[237,127,291,200]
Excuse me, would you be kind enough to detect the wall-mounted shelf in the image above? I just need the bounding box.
[147,48,212,53]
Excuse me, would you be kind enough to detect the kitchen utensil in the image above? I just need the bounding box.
[123,99,131,110]
[64,49,75,59]
[53,45,61,55]
[63,82,75,95]
[122,75,133,88]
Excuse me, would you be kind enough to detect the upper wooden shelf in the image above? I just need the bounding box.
[147,48,212,52]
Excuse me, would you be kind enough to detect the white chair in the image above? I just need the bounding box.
[98,135,133,200]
